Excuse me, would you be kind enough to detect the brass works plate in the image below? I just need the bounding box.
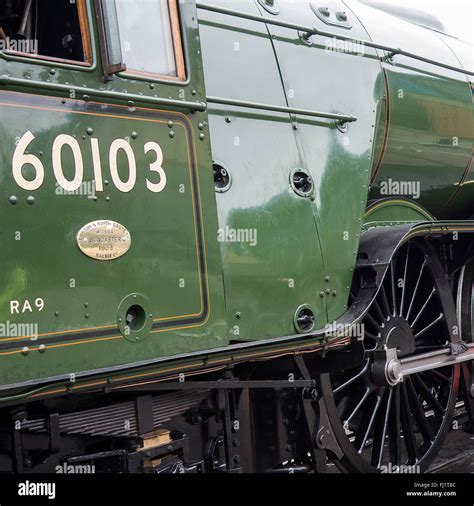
[76,220,131,261]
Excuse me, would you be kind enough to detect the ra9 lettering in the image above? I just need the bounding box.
[12,131,167,194]
[10,297,45,314]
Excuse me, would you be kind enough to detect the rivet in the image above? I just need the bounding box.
[128,101,134,107]
[135,336,139,341]
[22,347,29,356]
[85,314,89,319]
[133,294,137,299]
[332,291,337,296]
[235,312,241,319]
[225,117,231,123]
[9,196,17,205]
[84,302,88,308]
[83,94,90,101]
[319,292,325,297]
[326,288,331,294]
[325,276,330,282]
[104,180,109,185]
[39,151,43,156]
[50,69,56,75]
[131,131,138,139]
[106,196,110,201]
[336,11,348,21]
[55,311,59,316]
[39,344,46,353]
[169,130,175,138]
[168,120,173,128]
[191,89,197,96]
[149,314,153,318]
[118,318,122,323]
[319,6,330,16]
[150,83,155,89]
[199,133,205,140]
[27,196,34,205]
[198,123,204,130]
[86,127,93,135]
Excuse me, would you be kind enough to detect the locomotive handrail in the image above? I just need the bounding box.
[206,95,357,123]
[0,75,207,112]
[196,2,474,77]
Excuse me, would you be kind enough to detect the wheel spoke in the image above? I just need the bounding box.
[346,387,371,424]
[422,369,451,385]
[400,382,420,464]
[405,258,426,321]
[380,285,391,319]
[334,360,370,394]
[406,377,434,444]
[412,374,444,416]
[357,392,384,454]
[365,331,381,341]
[390,260,397,317]
[371,387,392,468]
[413,313,443,339]
[366,311,382,330]
[388,385,401,466]
[410,287,435,327]
[400,243,410,317]
[373,300,386,325]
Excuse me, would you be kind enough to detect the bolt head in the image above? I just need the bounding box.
[387,359,403,383]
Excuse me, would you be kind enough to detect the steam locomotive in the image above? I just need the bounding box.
[0,0,472,473]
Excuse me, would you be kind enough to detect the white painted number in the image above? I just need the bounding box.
[12,130,45,190]
[90,138,104,192]
[109,139,137,193]
[12,131,168,194]
[52,134,84,192]
[144,142,167,193]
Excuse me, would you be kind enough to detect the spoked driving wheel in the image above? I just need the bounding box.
[320,239,460,473]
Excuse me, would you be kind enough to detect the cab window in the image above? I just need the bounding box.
[114,0,185,80]
[0,0,91,65]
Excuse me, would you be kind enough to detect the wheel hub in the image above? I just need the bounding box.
[378,316,415,357]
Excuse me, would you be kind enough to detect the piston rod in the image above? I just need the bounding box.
[400,343,474,377]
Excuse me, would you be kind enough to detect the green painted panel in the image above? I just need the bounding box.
[0,1,227,387]
[264,0,382,322]
[348,1,473,218]
[364,199,435,229]
[199,2,328,340]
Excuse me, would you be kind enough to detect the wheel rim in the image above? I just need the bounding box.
[320,240,460,473]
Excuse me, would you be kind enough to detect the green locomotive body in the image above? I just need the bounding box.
[0,0,472,473]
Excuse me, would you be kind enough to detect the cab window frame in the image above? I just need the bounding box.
[0,0,94,70]
[117,0,187,83]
